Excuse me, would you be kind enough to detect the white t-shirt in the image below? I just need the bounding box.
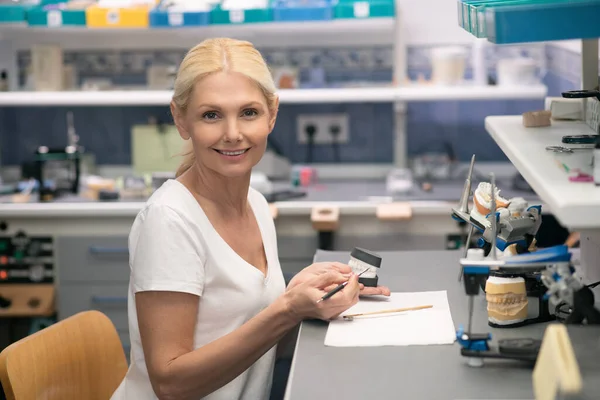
[110,179,286,400]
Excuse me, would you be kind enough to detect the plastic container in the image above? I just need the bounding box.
[430,46,467,86]
[0,3,35,24]
[28,1,87,27]
[496,57,540,86]
[271,0,333,22]
[334,0,394,19]
[86,4,152,28]
[386,168,413,194]
[149,8,210,27]
[210,5,272,24]
[488,0,600,43]
[457,0,600,43]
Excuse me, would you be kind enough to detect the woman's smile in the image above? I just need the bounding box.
[213,147,251,160]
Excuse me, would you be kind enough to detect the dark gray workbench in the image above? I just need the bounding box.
[33,178,536,204]
[269,178,537,203]
[284,250,549,400]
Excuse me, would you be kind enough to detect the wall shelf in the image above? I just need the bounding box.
[486,115,600,230]
[0,18,396,50]
[0,85,547,106]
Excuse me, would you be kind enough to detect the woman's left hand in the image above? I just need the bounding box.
[357,283,391,297]
[287,262,391,297]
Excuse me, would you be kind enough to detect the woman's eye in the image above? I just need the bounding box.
[203,111,219,120]
[242,109,258,117]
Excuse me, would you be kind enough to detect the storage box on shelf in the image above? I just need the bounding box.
[334,0,395,19]
[271,0,333,22]
[0,2,34,24]
[210,5,272,25]
[86,1,157,28]
[27,0,88,27]
[148,5,210,27]
[457,0,600,44]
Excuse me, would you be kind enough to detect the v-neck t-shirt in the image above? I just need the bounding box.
[110,179,286,400]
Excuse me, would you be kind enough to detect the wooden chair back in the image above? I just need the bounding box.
[0,310,128,400]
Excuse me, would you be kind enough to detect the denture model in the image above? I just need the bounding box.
[485,276,528,326]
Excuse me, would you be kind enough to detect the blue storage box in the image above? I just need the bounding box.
[210,6,272,25]
[334,0,395,19]
[485,0,600,43]
[271,0,333,22]
[149,1,211,27]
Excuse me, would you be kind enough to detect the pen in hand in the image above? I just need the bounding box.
[316,268,369,303]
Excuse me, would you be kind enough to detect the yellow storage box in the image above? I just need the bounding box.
[86,2,157,28]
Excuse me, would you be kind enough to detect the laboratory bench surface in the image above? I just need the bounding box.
[0,178,538,218]
[284,250,600,400]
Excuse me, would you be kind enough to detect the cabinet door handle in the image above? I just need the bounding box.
[89,246,128,255]
[91,296,127,305]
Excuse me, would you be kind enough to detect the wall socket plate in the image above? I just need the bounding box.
[296,113,350,144]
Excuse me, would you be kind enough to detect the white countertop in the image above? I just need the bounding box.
[486,115,600,229]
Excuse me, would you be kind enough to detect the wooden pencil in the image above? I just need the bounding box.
[342,304,433,320]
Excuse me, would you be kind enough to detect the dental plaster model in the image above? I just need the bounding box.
[348,247,382,287]
[471,184,539,258]
[485,276,528,326]
[472,182,510,223]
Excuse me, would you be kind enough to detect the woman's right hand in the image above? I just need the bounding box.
[282,270,360,321]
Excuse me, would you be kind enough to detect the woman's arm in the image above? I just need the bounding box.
[136,270,357,400]
[276,323,299,359]
[137,290,297,400]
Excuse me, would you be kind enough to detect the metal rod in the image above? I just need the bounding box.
[457,154,476,214]
[458,224,474,282]
[489,173,497,260]
[467,296,474,335]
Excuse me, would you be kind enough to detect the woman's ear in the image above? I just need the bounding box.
[171,101,190,140]
[268,96,279,133]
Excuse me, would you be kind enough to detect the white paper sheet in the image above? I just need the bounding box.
[324,291,456,347]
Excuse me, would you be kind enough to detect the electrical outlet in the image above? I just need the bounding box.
[296,113,350,144]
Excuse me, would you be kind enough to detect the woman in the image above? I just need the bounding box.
[111,37,390,400]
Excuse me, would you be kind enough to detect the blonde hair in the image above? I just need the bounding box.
[172,38,278,177]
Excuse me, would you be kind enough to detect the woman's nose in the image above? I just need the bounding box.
[223,119,242,142]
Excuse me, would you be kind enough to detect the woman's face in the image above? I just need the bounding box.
[173,70,277,179]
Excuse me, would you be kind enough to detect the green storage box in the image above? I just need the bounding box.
[27,7,86,26]
[0,4,34,24]
[334,0,395,19]
[210,6,272,24]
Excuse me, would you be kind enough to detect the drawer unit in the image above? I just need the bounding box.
[57,236,130,283]
[58,283,129,333]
